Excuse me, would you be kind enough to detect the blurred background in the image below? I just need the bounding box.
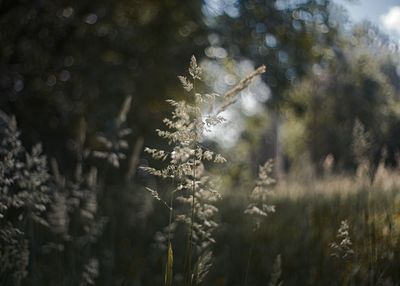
[1,0,400,285]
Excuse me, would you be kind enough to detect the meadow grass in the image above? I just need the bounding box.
[204,166,400,286]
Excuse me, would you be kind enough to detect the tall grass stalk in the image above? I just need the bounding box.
[243,160,276,285]
[352,119,378,285]
[143,56,265,286]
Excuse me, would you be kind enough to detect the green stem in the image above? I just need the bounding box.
[165,179,175,286]
[185,156,196,286]
[244,243,254,286]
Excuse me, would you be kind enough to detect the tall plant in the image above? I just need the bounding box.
[143,56,265,285]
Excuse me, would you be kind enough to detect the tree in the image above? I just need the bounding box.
[283,22,400,171]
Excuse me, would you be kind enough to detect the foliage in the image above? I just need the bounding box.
[330,220,354,260]
[0,95,132,285]
[0,0,207,169]
[245,160,276,230]
[0,111,49,285]
[208,172,400,286]
[283,25,400,171]
[208,0,341,106]
[143,56,265,285]
[1,0,400,285]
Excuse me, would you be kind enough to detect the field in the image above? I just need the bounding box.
[1,1,400,285]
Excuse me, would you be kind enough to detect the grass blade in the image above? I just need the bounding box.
[165,242,174,286]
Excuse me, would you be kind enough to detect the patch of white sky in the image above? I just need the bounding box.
[381,6,400,37]
[336,0,400,41]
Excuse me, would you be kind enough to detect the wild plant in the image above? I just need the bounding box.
[0,95,132,285]
[92,95,132,168]
[330,220,355,285]
[143,56,265,286]
[352,119,378,285]
[352,118,374,183]
[0,111,50,285]
[330,220,354,260]
[329,119,386,285]
[46,96,132,286]
[269,254,283,286]
[243,160,276,286]
[244,160,276,230]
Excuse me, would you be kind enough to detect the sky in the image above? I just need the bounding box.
[338,0,400,40]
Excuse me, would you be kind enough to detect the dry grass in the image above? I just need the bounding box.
[275,166,400,199]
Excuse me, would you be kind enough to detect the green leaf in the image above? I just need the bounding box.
[165,242,174,286]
